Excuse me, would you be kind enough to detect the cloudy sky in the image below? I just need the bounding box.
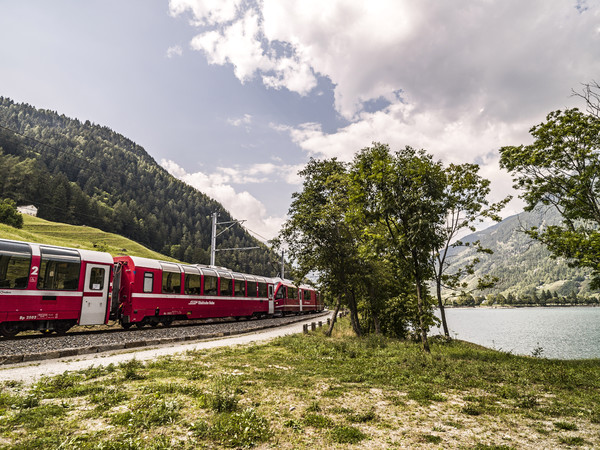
[1,0,599,241]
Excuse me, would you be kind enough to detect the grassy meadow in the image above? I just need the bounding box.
[1,318,599,449]
[0,215,175,260]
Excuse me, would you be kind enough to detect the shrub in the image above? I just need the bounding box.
[209,408,272,447]
[554,421,578,431]
[329,425,367,444]
[207,375,239,412]
[0,198,23,228]
[303,413,334,428]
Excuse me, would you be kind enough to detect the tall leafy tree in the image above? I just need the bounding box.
[350,144,446,352]
[433,163,510,337]
[500,108,600,287]
[278,158,364,336]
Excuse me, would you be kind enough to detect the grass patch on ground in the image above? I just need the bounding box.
[0,317,599,448]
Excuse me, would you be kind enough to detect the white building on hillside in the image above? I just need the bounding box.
[17,205,38,217]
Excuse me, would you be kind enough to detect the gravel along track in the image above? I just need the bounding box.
[0,312,332,384]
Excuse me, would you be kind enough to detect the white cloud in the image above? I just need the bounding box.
[190,9,272,82]
[166,45,183,58]
[172,0,600,120]
[160,159,304,239]
[227,113,252,127]
[170,0,319,95]
[171,0,600,220]
[285,101,529,217]
[169,0,242,26]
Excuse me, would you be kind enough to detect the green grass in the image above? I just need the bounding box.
[0,317,599,448]
[0,215,175,260]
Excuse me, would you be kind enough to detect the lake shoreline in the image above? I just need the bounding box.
[442,303,599,309]
[434,306,600,359]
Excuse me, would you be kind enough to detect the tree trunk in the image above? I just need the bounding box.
[436,281,450,338]
[347,289,362,337]
[373,310,381,334]
[415,279,430,353]
[325,298,341,337]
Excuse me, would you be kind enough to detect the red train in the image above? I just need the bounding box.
[0,238,323,337]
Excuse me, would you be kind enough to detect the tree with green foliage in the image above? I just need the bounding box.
[350,143,446,352]
[500,108,600,287]
[278,158,364,336]
[433,163,510,337]
[0,198,23,228]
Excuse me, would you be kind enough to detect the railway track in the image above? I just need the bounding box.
[0,312,329,365]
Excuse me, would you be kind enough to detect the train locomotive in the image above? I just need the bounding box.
[0,238,323,337]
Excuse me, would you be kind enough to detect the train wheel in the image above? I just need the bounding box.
[55,321,72,336]
[41,329,54,335]
[0,322,19,338]
[150,321,159,328]
[162,318,173,327]
[121,322,133,330]
[135,322,145,329]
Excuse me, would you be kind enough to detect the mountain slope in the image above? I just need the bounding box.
[0,97,280,274]
[0,215,177,261]
[445,207,597,297]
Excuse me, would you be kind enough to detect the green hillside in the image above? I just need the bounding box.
[0,97,280,275]
[0,214,176,261]
[445,207,598,301]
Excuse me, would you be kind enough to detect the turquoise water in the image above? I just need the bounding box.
[434,307,600,360]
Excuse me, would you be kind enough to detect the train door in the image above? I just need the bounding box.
[80,263,111,325]
[268,284,274,315]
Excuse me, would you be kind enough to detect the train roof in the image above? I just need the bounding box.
[272,277,316,290]
[116,255,277,283]
[0,238,113,264]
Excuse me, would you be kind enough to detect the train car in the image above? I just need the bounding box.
[113,256,276,328]
[0,239,113,337]
[299,285,318,312]
[273,279,323,314]
[315,290,324,311]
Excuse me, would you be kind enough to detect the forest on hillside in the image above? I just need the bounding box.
[444,207,599,302]
[0,97,282,275]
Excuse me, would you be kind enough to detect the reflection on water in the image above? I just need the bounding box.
[433,307,600,360]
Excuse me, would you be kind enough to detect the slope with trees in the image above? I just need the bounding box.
[0,97,280,275]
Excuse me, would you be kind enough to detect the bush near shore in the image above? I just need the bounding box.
[1,318,599,448]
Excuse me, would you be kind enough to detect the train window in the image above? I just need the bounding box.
[143,272,154,293]
[220,277,232,297]
[185,274,202,295]
[288,287,297,300]
[248,281,258,297]
[162,271,181,294]
[275,286,285,300]
[0,241,31,289]
[88,268,105,290]
[37,247,81,291]
[234,279,245,297]
[303,290,311,301]
[203,275,218,296]
[257,282,267,298]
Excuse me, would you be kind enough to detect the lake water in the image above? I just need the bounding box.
[433,307,600,360]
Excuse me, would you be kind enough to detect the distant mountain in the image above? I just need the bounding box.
[0,97,281,275]
[444,207,597,298]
